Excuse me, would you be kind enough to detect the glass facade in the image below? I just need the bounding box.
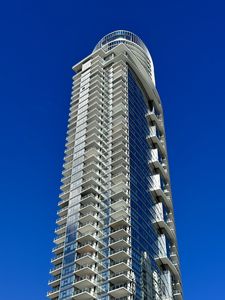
[128,69,171,300]
[47,31,182,300]
[128,68,158,299]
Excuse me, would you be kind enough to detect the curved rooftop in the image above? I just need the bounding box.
[93,30,155,85]
[93,30,151,59]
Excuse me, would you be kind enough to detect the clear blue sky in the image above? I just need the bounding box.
[1,0,225,299]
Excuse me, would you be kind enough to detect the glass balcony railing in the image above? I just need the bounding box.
[49,264,62,273]
[110,247,131,255]
[48,274,61,284]
[110,259,131,267]
[109,236,131,246]
[73,288,97,298]
[47,286,60,296]
[110,271,132,280]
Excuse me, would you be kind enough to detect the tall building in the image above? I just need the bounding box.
[47,30,183,300]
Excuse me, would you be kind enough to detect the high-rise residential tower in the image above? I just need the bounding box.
[47,30,183,300]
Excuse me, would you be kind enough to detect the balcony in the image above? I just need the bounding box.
[111,188,129,202]
[149,149,169,182]
[111,114,127,128]
[79,212,103,225]
[112,104,127,119]
[111,131,127,147]
[62,167,72,181]
[109,248,131,261]
[73,276,98,289]
[110,140,128,154]
[109,237,131,250]
[147,126,166,157]
[109,271,132,284]
[173,290,182,300]
[76,242,98,253]
[76,242,105,258]
[78,222,101,234]
[111,172,128,186]
[57,206,68,217]
[111,156,128,169]
[55,224,66,235]
[111,126,127,140]
[51,253,64,265]
[111,136,128,151]
[109,217,130,230]
[81,185,102,197]
[110,207,130,221]
[64,145,74,157]
[110,198,129,211]
[85,120,101,133]
[111,181,128,195]
[83,156,105,171]
[81,176,102,190]
[79,203,103,215]
[109,260,132,273]
[145,109,163,133]
[60,175,71,188]
[108,285,132,298]
[84,139,101,153]
[85,128,108,144]
[54,233,66,245]
[111,163,128,177]
[153,216,175,242]
[58,197,69,208]
[113,88,126,103]
[150,174,172,210]
[49,264,62,276]
[56,215,67,226]
[76,253,99,265]
[74,265,98,276]
[82,170,106,184]
[85,133,107,150]
[48,274,61,287]
[72,289,97,300]
[80,194,102,206]
[110,225,130,238]
[47,286,60,298]
[76,232,105,247]
[52,242,64,254]
[155,254,180,280]
[170,251,179,267]
[111,119,127,134]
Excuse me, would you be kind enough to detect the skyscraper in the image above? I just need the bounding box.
[47,30,183,300]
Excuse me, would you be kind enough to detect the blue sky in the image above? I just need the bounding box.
[1,0,225,299]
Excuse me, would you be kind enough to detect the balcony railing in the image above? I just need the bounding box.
[75,264,98,276]
[48,274,61,285]
[109,236,131,247]
[110,198,130,210]
[47,286,60,297]
[51,253,64,264]
[110,271,133,281]
[76,253,99,265]
[145,108,163,133]
[108,284,133,298]
[155,253,180,280]
[150,174,172,209]
[149,149,169,182]
[72,288,97,299]
[109,259,132,273]
[110,247,131,256]
[147,126,166,157]
[73,275,98,288]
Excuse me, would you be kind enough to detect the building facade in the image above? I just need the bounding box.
[47,30,183,300]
